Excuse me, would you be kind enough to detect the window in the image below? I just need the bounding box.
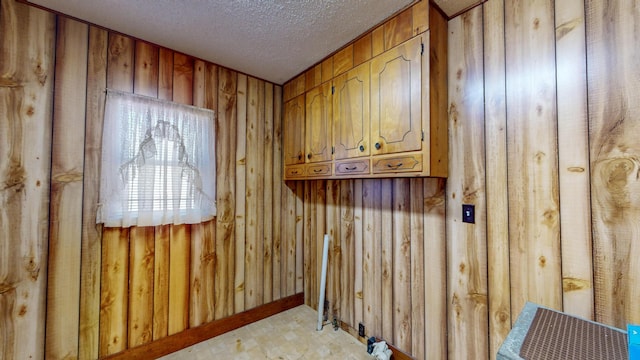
[97,89,216,227]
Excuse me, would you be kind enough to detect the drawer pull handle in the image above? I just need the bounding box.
[387,163,403,169]
[313,169,323,173]
[345,166,357,171]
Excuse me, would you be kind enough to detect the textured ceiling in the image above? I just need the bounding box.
[28,0,415,84]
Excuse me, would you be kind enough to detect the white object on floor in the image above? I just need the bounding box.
[317,234,330,331]
[371,341,392,360]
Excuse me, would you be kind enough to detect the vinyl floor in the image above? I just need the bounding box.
[159,305,372,359]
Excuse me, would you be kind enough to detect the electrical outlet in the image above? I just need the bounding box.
[358,323,365,337]
[462,204,475,224]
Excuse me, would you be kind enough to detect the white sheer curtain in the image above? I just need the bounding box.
[98,89,216,227]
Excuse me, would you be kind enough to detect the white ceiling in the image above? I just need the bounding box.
[28,0,416,84]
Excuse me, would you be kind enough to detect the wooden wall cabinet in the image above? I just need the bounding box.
[283,1,448,180]
[283,94,305,166]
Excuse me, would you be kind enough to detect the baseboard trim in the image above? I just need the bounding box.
[102,293,304,359]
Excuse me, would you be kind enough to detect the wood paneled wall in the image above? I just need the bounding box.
[0,0,301,358]
[3,0,640,359]
[0,1,55,359]
[302,1,640,360]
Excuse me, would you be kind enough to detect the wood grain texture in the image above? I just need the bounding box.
[168,225,191,335]
[128,40,158,348]
[100,228,129,357]
[555,0,594,320]
[482,1,511,358]
[153,46,173,342]
[409,178,425,360]
[168,52,193,335]
[392,178,412,351]
[128,227,154,347]
[447,7,488,360]
[263,83,275,304]
[244,77,265,309]
[234,73,248,313]
[216,67,237,318]
[272,85,283,301]
[380,179,394,341]
[423,178,447,360]
[46,16,88,359]
[153,226,170,340]
[505,0,562,316]
[0,2,55,359]
[190,59,216,327]
[100,31,134,357]
[79,25,108,360]
[587,0,640,327]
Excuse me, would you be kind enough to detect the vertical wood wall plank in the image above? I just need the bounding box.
[79,25,108,360]
[190,59,216,327]
[0,2,55,359]
[100,32,134,357]
[326,180,340,318]
[263,83,274,304]
[340,180,355,326]
[392,179,411,351]
[447,7,489,360]
[153,47,173,342]
[216,67,237,319]
[244,77,264,309]
[99,229,129,356]
[423,178,447,360]
[234,73,247,313]
[505,0,562,315]
[410,179,425,360]
[294,181,305,296]
[46,17,88,359]
[482,0,511,358]
[272,85,283,301]
[128,40,158,348]
[587,0,640,327]
[127,227,154,347]
[153,226,170,340]
[362,180,382,337]
[555,0,594,320]
[353,179,364,330]
[380,179,393,341]
[168,52,193,335]
[168,225,191,335]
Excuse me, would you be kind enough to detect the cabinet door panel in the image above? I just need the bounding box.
[371,35,423,155]
[305,82,332,163]
[334,62,370,160]
[283,95,305,165]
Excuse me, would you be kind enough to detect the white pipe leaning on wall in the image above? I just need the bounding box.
[317,234,330,331]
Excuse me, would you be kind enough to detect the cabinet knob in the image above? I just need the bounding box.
[375,142,381,150]
[298,154,302,160]
[307,153,312,159]
[359,145,365,152]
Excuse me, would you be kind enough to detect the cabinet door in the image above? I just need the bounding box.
[371,35,423,155]
[333,62,370,160]
[283,94,305,165]
[305,81,332,163]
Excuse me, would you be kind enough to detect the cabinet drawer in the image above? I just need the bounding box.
[335,159,370,176]
[373,154,422,173]
[285,164,307,179]
[306,163,332,177]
